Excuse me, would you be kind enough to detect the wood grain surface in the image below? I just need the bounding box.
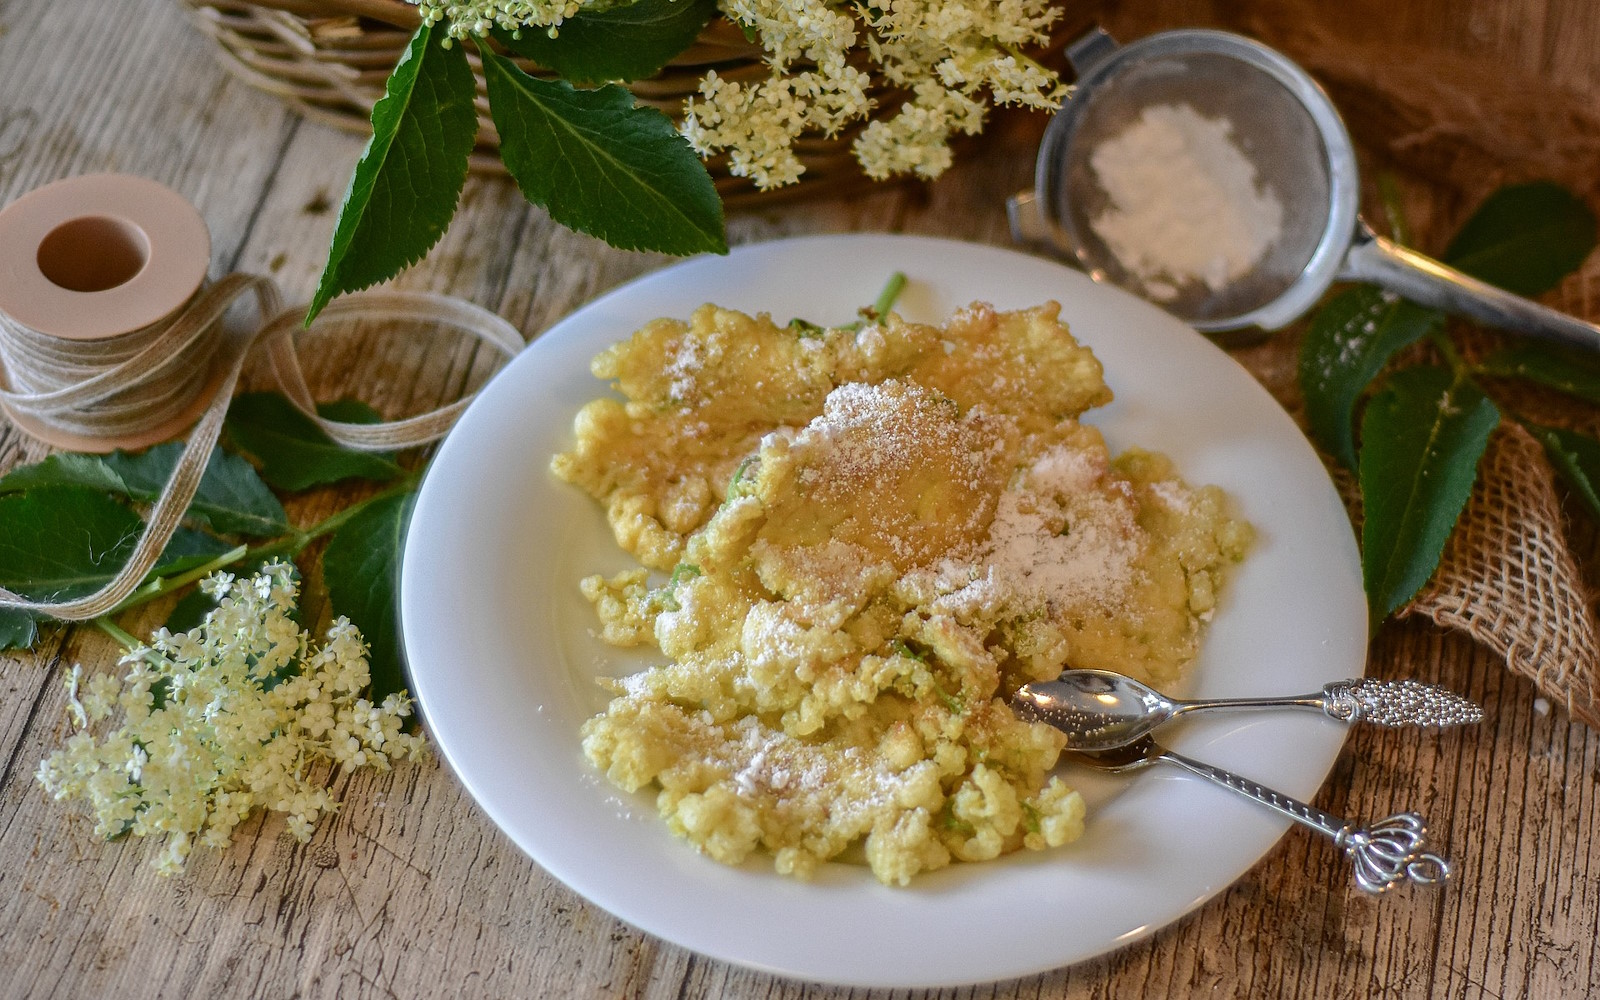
[1,1,1597,997]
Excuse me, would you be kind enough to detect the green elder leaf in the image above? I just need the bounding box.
[0,452,127,495]
[1477,342,1600,406]
[1360,366,1501,621]
[1443,181,1597,297]
[1299,286,1443,469]
[494,0,718,84]
[225,392,403,491]
[323,490,416,712]
[308,22,478,323]
[480,47,726,255]
[1531,423,1600,521]
[315,397,388,429]
[0,486,230,602]
[0,608,39,651]
[0,445,289,537]
[183,449,291,537]
[108,445,288,537]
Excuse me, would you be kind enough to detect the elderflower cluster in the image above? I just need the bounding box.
[692,0,1065,187]
[418,0,588,36]
[35,562,427,875]
[414,0,1067,189]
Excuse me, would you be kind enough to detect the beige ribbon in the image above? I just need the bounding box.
[0,275,524,620]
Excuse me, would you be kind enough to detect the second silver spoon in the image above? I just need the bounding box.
[1064,735,1451,894]
[1012,669,1483,752]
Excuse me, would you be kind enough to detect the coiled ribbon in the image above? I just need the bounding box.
[0,274,524,620]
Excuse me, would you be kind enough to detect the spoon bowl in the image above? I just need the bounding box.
[1011,669,1179,751]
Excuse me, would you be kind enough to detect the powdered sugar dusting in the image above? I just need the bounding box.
[987,488,1140,610]
[798,380,986,497]
[698,715,908,820]
[925,439,1144,618]
[663,332,703,403]
[766,380,1010,584]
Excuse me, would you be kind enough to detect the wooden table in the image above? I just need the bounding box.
[2,0,1597,996]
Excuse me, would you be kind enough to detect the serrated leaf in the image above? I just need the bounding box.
[0,453,129,495]
[1443,181,1598,297]
[0,608,38,650]
[323,491,416,712]
[1360,366,1501,621]
[1299,287,1443,469]
[104,446,289,537]
[493,0,718,84]
[1530,423,1600,521]
[480,47,726,255]
[0,486,231,602]
[308,22,478,323]
[0,445,289,538]
[225,392,403,491]
[1478,342,1600,406]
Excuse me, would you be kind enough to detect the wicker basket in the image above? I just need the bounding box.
[182,0,1087,207]
[182,0,910,206]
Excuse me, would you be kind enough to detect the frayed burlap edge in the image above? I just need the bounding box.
[1398,423,1600,729]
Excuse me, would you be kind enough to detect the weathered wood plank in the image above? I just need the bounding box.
[2,0,1599,998]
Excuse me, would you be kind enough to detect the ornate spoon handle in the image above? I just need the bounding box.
[1319,678,1483,726]
[1169,678,1483,728]
[1157,746,1452,894]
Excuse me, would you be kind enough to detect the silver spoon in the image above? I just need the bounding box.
[1066,735,1451,894]
[1012,669,1482,752]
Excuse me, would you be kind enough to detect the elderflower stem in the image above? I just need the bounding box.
[92,616,146,653]
[1429,328,1473,380]
[270,475,423,554]
[872,271,908,320]
[99,475,422,622]
[106,545,250,616]
[845,272,910,330]
[92,616,171,670]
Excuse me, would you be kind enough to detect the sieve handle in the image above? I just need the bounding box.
[1339,222,1600,353]
[1006,190,1051,250]
[1067,27,1119,76]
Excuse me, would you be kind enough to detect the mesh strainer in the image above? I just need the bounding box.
[1009,28,1600,349]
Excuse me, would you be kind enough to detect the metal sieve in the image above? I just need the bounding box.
[1009,28,1600,350]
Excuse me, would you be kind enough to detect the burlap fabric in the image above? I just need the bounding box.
[1398,266,1600,731]
[1401,420,1600,729]
[1233,250,1600,734]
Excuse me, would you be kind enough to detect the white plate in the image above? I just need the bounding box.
[400,234,1366,988]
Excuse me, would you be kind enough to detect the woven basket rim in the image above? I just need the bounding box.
[256,0,421,30]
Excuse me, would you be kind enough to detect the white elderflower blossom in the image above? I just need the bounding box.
[853,80,987,180]
[682,71,810,189]
[694,0,1065,186]
[36,561,427,875]
[411,0,1066,187]
[418,0,589,38]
